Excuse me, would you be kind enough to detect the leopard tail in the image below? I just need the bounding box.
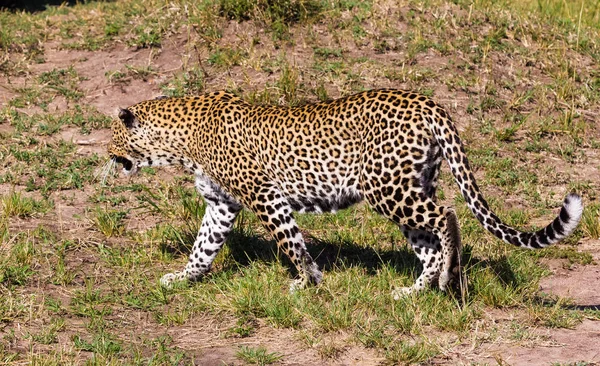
[426,108,583,249]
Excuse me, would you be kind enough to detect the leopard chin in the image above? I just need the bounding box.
[112,156,137,176]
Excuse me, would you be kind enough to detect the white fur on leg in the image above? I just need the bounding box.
[160,271,187,288]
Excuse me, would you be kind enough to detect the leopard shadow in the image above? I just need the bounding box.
[211,227,483,288]
[216,228,417,276]
[161,224,526,298]
[3,0,100,12]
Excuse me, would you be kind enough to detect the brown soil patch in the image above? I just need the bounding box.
[474,320,600,365]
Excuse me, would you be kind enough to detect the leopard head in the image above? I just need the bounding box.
[108,103,179,176]
[108,108,142,176]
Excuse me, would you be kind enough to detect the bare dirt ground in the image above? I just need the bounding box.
[1,13,599,365]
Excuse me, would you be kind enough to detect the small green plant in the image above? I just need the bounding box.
[0,216,8,242]
[526,245,593,265]
[0,264,34,287]
[581,204,600,239]
[1,191,49,218]
[45,297,65,315]
[385,340,439,364]
[236,346,282,365]
[141,336,187,364]
[72,331,122,357]
[277,62,303,106]
[312,83,329,101]
[92,207,127,237]
[228,317,257,338]
[161,68,205,97]
[37,67,84,101]
[132,27,161,48]
[317,341,343,359]
[314,47,343,59]
[105,70,128,84]
[104,20,123,38]
[529,296,583,328]
[29,318,65,344]
[207,47,247,68]
[125,64,157,80]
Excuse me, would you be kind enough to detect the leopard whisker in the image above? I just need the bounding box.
[94,158,116,186]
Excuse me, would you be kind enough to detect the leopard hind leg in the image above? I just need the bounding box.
[392,228,443,299]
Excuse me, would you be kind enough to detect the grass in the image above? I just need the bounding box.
[1,191,51,218]
[581,204,600,239]
[218,0,323,40]
[91,207,128,237]
[236,345,282,365]
[0,0,599,364]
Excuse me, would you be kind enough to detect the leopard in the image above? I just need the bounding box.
[107,89,583,298]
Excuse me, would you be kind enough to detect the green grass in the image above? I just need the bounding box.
[0,134,101,197]
[91,207,128,238]
[581,204,600,239]
[218,0,323,40]
[236,345,282,365]
[0,0,599,363]
[1,191,51,218]
[160,68,205,98]
[469,0,600,29]
[28,318,65,345]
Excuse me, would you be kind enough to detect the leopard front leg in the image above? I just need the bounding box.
[248,186,322,292]
[160,176,242,287]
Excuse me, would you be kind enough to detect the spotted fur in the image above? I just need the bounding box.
[108,89,583,296]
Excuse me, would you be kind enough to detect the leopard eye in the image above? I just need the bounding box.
[118,108,136,128]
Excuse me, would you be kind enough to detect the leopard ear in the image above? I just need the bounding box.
[118,108,136,128]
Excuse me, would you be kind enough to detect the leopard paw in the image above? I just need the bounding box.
[160,271,188,288]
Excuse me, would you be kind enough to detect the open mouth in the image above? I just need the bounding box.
[114,156,134,171]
